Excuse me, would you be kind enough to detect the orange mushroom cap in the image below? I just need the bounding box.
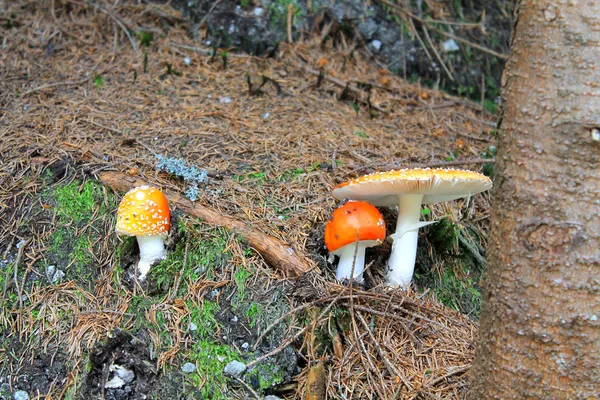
[115,186,171,237]
[324,201,386,253]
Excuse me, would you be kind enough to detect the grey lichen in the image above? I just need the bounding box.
[155,155,208,201]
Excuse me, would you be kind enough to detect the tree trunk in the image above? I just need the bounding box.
[468,1,600,398]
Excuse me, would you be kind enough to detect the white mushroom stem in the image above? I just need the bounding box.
[387,194,436,288]
[335,242,367,282]
[136,235,166,280]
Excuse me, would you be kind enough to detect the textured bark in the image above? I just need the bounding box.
[468,0,600,398]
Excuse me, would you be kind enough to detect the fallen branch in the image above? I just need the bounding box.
[99,171,311,278]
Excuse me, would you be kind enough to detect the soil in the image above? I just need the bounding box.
[172,0,516,105]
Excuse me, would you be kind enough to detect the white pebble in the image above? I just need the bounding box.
[182,362,196,373]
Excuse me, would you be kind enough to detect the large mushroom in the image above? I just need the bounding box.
[115,186,171,280]
[333,168,492,288]
[324,201,386,282]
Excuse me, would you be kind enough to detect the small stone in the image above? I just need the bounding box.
[189,322,198,331]
[241,342,249,350]
[112,365,134,383]
[13,391,29,400]
[253,7,264,17]
[591,128,600,141]
[264,396,283,400]
[224,360,247,377]
[219,97,232,104]
[182,362,197,373]
[46,265,56,278]
[52,269,65,283]
[231,315,238,323]
[262,112,270,119]
[369,40,382,52]
[228,24,235,34]
[184,57,191,66]
[105,376,125,389]
[442,39,459,52]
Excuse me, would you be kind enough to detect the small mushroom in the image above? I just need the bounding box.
[324,200,386,282]
[333,168,492,288]
[115,185,171,280]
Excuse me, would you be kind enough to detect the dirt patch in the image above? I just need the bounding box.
[0,339,69,399]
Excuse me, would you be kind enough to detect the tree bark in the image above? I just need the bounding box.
[468,1,600,398]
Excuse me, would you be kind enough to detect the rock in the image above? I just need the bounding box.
[13,391,29,400]
[52,269,65,283]
[112,365,134,383]
[105,376,126,389]
[219,97,232,104]
[182,362,197,373]
[223,360,246,378]
[442,39,460,52]
[253,7,264,17]
[369,39,382,52]
[189,322,198,331]
[184,57,191,65]
[241,342,249,350]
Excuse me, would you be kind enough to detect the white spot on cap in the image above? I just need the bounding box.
[136,191,146,201]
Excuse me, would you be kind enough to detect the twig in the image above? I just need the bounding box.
[198,0,223,28]
[3,238,30,297]
[99,171,312,277]
[170,242,189,301]
[377,0,508,60]
[247,288,350,369]
[421,25,454,82]
[233,376,262,399]
[356,312,413,391]
[287,3,294,43]
[170,42,248,58]
[423,365,469,388]
[14,239,31,309]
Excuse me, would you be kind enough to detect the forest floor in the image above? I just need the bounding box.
[1,1,497,399]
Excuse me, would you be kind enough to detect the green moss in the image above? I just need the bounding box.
[430,267,482,318]
[187,300,220,339]
[233,267,252,304]
[251,363,284,391]
[429,218,459,254]
[244,302,262,328]
[149,223,231,292]
[187,340,240,400]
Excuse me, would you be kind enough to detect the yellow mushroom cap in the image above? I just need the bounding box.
[115,186,171,237]
[333,168,493,206]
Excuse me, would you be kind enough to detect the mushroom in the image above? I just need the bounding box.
[115,185,171,280]
[333,168,492,288]
[324,200,386,282]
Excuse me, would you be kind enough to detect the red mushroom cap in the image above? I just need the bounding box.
[324,201,386,253]
[115,186,170,237]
